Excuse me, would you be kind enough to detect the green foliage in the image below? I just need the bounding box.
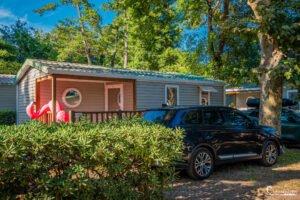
[252,0,300,88]
[177,0,260,85]
[0,39,20,74]
[35,0,102,65]
[0,118,183,199]
[0,20,57,74]
[35,0,102,32]
[102,0,182,70]
[158,47,202,74]
[34,3,59,16]
[0,110,16,125]
[256,0,300,53]
[0,20,57,63]
[281,58,300,88]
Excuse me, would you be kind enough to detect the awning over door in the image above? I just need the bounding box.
[200,86,218,93]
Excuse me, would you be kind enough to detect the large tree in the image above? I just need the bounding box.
[104,0,182,70]
[247,0,300,135]
[49,19,104,64]
[35,0,101,65]
[177,0,260,84]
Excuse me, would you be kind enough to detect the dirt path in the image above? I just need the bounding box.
[165,149,300,200]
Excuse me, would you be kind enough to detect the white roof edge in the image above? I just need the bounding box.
[226,88,260,92]
[201,85,219,92]
[16,59,34,83]
[16,65,31,83]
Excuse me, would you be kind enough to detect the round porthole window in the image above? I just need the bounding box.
[63,88,82,108]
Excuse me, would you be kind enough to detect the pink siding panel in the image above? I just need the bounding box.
[39,80,134,112]
[123,82,134,110]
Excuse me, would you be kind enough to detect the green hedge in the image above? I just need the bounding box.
[0,110,16,125]
[0,118,183,199]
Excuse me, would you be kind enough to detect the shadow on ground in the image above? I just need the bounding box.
[165,148,300,200]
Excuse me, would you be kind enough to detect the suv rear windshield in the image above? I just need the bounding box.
[143,110,176,124]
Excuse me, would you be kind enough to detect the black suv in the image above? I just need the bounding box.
[143,106,283,180]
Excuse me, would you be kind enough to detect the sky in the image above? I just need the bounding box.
[0,0,115,32]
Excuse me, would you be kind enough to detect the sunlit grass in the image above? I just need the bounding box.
[277,148,300,166]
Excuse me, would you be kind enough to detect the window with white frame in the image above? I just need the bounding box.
[165,85,179,106]
[63,88,82,108]
[199,86,217,106]
[201,91,210,105]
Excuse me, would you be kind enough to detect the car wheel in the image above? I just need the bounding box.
[260,141,279,167]
[187,147,214,180]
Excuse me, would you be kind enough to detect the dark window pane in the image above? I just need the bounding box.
[183,110,202,125]
[249,110,258,118]
[64,89,81,107]
[203,111,223,125]
[143,110,176,124]
[287,110,300,123]
[223,110,249,127]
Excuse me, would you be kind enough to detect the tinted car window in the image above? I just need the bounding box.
[143,110,176,124]
[183,110,202,125]
[249,110,259,118]
[287,110,300,123]
[223,110,250,127]
[203,110,223,125]
[246,109,300,123]
[281,109,289,121]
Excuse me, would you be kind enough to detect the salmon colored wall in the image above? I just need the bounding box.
[39,80,134,112]
[103,81,134,111]
[40,80,51,107]
[123,82,134,110]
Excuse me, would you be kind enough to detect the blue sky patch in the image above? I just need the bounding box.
[0,0,115,32]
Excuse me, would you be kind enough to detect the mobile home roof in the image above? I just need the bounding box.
[0,74,16,85]
[17,59,225,85]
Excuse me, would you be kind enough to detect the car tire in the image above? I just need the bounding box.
[260,141,279,167]
[186,147,214,180]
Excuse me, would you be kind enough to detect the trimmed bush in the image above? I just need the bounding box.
[0,117,183,199]
[0,110,16,125]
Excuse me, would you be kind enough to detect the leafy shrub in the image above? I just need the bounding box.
[0,117,183,199]
[0,110,16,125]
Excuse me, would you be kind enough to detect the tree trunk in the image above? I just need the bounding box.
[206,0,229,79]
[111,26,119,68]
[207,0,215,60]
[123,9,128,68]
[248,0,284,135]
[217,0,229,62]
[76,3,92,65]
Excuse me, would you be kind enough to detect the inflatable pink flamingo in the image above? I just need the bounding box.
[26,100,69,122]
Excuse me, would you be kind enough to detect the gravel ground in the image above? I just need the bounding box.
[165,149,300,200]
